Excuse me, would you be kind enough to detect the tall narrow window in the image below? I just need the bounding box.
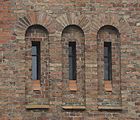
[32,41,40,80]
[104,42,112,80]
[69,42,76,80]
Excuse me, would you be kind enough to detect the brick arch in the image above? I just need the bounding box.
[15,11,53,36]
[56,13,90,33]
[91,13,132,36]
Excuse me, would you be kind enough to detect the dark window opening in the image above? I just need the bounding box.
[104,42,112,80]
[69,42,76,80]
[32,41,40,80]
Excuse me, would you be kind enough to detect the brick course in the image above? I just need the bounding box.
[0,0,140,120]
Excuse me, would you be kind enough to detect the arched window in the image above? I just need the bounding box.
[62,25,85,106]
[97,25,121,108]
[25,25,49,104]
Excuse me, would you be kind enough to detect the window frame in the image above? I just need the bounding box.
[32,41,41,80]
[104,42,112,81]
[69,42,76,80]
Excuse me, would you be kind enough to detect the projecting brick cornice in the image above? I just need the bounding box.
[56,13,90,33]
[91,13,132,36]
[15,11,54,35]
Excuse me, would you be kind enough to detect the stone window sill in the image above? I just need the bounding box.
[62,105,86,110]
[26,104,50,109]
[98,106,122,110]
[104,80,112,92]
[32,80,41,91]
[69,80,77,91]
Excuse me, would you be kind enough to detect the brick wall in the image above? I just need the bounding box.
[0,0,140,120]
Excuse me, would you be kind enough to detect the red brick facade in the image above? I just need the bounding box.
[0,0,140,120]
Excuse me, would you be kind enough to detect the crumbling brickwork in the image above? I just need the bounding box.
[0,0,140,120]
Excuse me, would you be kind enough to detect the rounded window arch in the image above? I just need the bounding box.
[25,24,49,37]
[98,25,120,35]
[62,25,84,37]
[97,25,120,41]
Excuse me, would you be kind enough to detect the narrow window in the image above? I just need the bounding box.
[69,42,76,80]
[104,42,112,80]
[32,41,40,80]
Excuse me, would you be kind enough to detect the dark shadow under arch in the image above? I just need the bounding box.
[97,25,120,39]
[25,24,49,37]
[62,25,85,37]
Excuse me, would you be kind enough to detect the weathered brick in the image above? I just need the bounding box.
[0,0,139,120]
